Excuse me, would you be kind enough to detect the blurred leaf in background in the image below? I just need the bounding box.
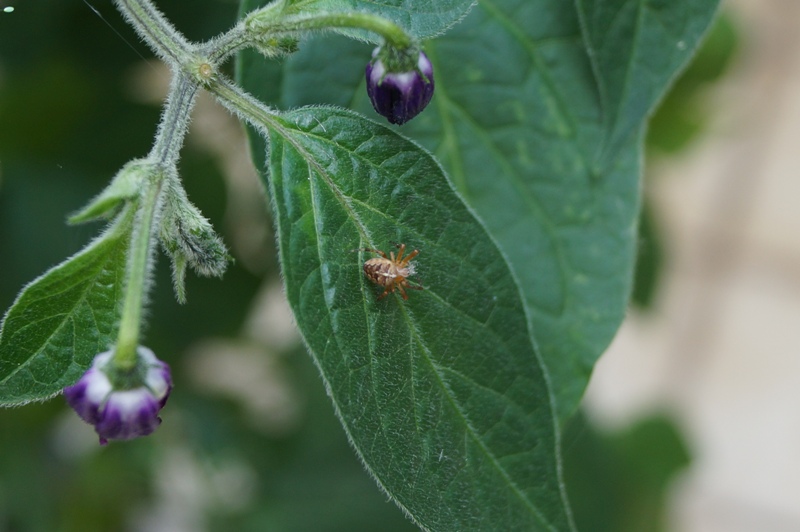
[563,413,691,532]
[647,14,739,155]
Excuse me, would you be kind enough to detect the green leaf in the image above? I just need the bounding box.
[239,0,720,422]
[261,107,573,531]
[0,209,133,405]
[576,0,722,166]
[279,0,476,39]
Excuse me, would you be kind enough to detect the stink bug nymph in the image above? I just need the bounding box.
[357,243,423,300]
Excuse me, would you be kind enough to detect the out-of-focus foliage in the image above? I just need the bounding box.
[559,16,738,532]
[563,413,691,532]
[647,15,739,155]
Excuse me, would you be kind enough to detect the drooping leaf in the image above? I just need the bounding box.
[0,209,133,405]
[238,0,720,422]
[259,107,573,531]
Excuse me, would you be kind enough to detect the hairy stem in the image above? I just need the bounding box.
[114,178,161,369]
[113,0,194,67]
[113,76,197,368]
[151,75,199,165]
[246,10,414,50]
[205,75,281,136]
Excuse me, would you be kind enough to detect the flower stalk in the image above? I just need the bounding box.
[113,75,197,369]
[113,176,162,370]
[244,10,413,50]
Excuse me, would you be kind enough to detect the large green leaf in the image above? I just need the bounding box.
[238,0,719,422]
[260,107,572,531]
[0,210,132,405]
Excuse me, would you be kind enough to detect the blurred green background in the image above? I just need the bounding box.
[0,1,735,530]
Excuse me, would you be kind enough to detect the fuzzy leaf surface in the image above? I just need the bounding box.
[259,107,572,531]
[238,0,720,422]
[0,212,131,405]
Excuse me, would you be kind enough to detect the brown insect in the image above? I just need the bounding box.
[357,243,424,300]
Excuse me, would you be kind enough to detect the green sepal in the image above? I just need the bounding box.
[253,35,301,58]
[373,42,421,73]
[102,348,155,391]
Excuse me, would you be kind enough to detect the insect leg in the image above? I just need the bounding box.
[353,248,387,259]
[394,243,406,262]
[397,283,409,300]
[377,284,394,300]
[401,248,419,266]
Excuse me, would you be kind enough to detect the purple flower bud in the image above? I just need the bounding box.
[64,346,172,445]
[366,49,434,125]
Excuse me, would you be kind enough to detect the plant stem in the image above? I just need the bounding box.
[206,24,252,62]
[206,75,281,136]
[113,76,197,369]
[113,177,162,370]
[107,0,411,368]
[113,0,194,67]
[152,75,198,166]
[246,10,414,50]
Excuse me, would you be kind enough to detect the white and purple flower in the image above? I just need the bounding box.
[366,48,434,125]
[64,346,172,445]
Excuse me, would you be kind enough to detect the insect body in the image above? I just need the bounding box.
[359,243,423,300]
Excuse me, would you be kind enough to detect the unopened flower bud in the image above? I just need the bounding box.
[159,176,231,303]
[64,347,172,445]
[366,47,434,125]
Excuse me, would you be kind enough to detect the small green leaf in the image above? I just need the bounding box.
[262,107,573,531]
[0,209,133,405]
